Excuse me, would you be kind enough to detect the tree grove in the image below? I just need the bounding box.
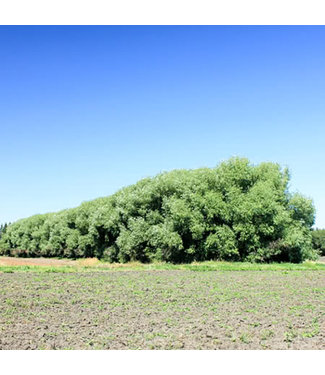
[0,158,318,263]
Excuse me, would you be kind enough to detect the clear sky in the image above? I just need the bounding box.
[0,26,324,228]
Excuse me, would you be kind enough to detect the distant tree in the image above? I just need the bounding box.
[311,229,325,256]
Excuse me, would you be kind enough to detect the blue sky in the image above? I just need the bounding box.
[0,26,324,227]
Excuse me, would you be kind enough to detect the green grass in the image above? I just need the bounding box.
[0,259,324,273]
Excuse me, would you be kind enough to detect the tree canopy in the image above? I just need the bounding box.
[0,157,318,263]
[312,229,325,256]
[0,223,9,240]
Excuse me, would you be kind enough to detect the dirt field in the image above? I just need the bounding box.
[0,256,93,267]
[0,269,324,350]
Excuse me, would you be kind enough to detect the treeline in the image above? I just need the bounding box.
[0,158,319,263]
[0,223,10,240]
[312,229,325,256]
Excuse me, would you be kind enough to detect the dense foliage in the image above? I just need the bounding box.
[312,229,325,256]
[0,223,9,240]
[0,158,318,263]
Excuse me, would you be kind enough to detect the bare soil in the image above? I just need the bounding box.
[0,270,324,349]
[0,256,76,267]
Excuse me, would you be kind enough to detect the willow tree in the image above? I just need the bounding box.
[0,157,317,263]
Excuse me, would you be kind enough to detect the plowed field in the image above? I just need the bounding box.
[0,270,324,349]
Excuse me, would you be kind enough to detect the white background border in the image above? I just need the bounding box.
[0,0,325,25]
[0,350,324,374]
